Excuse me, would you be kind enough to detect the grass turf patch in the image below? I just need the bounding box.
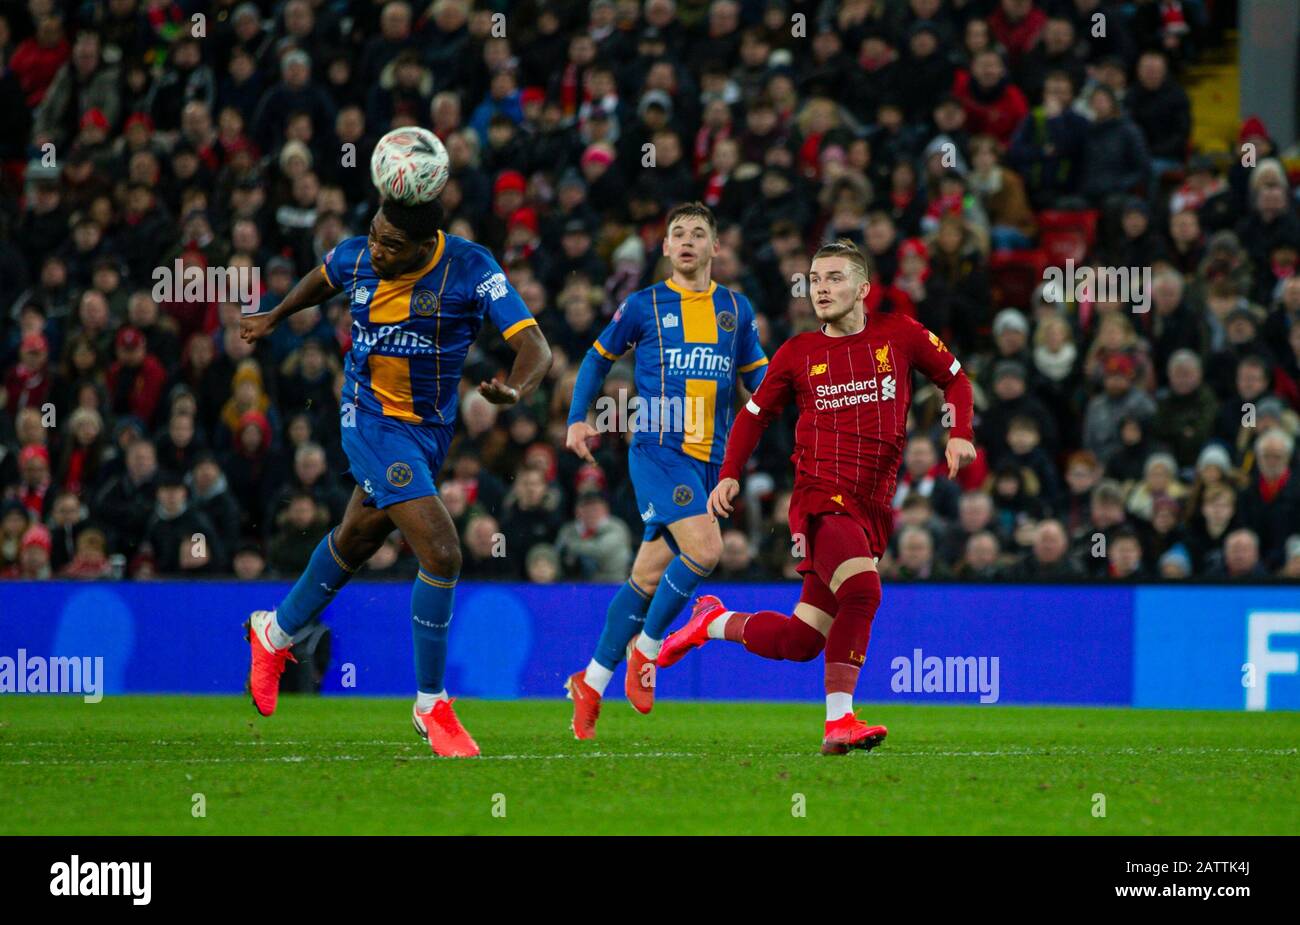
[0,696,1295,835]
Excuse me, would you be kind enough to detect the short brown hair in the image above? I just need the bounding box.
[665,201,717,237]
[812,238,869,281]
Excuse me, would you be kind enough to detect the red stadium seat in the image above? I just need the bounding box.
[988,248,1048,309]
[1036,210,1099,267]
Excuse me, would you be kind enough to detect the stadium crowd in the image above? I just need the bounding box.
[2,0,1299,584]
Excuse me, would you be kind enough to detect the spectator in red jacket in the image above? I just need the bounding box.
[990,0,1048,69]
[105,326,167,428]
[953,50,1029,146]
[3,334,51,416]
[8,15,69,107]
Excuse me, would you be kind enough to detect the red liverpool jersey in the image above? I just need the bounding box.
[721,310,974,544]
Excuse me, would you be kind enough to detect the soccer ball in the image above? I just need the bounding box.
[369,126,450,205]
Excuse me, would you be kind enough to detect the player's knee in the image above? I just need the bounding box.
[419,540,461,579]
[833,570,882,609]
[781,619,826,662]
[681,537,721,573]
[332,524,374,564]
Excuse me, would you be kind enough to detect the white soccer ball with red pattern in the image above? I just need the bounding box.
[369,127,450,204]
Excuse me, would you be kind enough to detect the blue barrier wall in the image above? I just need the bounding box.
[0,581,1296,709]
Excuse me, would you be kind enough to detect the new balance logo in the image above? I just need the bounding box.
[810,362,828,375]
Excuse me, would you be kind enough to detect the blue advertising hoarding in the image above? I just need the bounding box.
[0,580,1295,710]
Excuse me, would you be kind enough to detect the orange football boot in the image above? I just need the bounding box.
[412,699,480,757]
[658,595,725,668]
[564,670,602,740]
[245,610,296,717]
[624,636,656,714]
[821,713,888,755]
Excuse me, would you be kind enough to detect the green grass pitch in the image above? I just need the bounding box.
[1,696,1296,835]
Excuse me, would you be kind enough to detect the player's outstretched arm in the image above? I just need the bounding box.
[239,266,340,343]
[563,346,616,464]
[479,324,552,405]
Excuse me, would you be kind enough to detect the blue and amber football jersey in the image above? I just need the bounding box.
[593,279,768,465]
[322,232,536,426]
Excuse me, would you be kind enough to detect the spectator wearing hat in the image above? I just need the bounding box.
[982,307,1033,380]
[144,471,227,575]
[1082,352,1156,464]
[1227,115,1277,214]
[106,326,168,429]
[1100,197,1169,270]
[1206,304,1274,396]
[187,452,242,558]
[1170,155,1230,221]
[223,408,280,535]
[15,444,54,519]
[1,523,53,579]
[3,333,51,416]
[979,358,1061,463]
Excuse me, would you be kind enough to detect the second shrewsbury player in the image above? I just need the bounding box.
[563,202,768,738]
[239,198,551,757]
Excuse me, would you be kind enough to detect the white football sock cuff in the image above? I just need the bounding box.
[827,692,853,721]
[707,611,734,639]
[584,659,613,695]
[268,613,293,650]
[416,690,449,711]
